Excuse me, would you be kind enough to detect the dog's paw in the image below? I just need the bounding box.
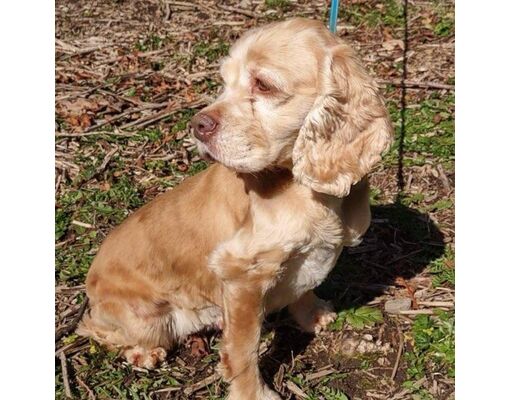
[311,305,337,333]
[124,346,167,369]
[290,296,336,334]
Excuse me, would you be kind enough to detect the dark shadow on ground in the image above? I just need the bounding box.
[260,201,445,381]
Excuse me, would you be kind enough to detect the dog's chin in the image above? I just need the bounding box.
[196,140,273,173]
[220,156,272,174]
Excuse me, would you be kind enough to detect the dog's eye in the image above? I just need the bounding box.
[254,78,271,93]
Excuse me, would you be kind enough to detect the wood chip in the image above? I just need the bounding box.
[286,381,307,399]
[59,351,73,398]
[305,368,337,381]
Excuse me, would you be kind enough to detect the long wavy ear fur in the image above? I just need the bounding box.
[292,41,393,197]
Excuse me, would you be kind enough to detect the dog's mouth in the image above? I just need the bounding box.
[195,140,217,162]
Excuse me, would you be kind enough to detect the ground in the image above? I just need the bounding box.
[55,1,455,399]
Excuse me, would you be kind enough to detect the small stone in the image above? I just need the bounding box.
[380,343,391,353]
[377,357,390,366]
[340,338,357,356]
[384,298,412,314]
[362,334,373,341]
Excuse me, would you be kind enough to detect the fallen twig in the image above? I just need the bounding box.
[76,376,96,400]
[55,337,89,358]
[216,4,258,18]
[119,98,207,130]
[391,325,404,381]
[390,377,427,399]
[56,83,111,102]
[398,309,435,315]
[96,146,119,175]
[151,386,181,395]
[56,285,86,293]
[183,372,221,395]
[305,367,337,381]
[71,220,94,229]
[56,297,89,342]
[84,103,168,132]
[377,79,454,91]
[286,381,307,399]
[55,130,136,138]
[59,351,73,398]
[417,301,454,308]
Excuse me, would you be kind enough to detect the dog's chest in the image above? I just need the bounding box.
[245,185,345,312]
[263,198,345,312]
[289,245,342,290]
[266,244,342,313]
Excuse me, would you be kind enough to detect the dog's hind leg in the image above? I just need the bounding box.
[77,300,174,369]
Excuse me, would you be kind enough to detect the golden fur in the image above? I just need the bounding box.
[78,18,393,399]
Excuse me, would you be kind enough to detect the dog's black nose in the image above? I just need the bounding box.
[191,112,219,143]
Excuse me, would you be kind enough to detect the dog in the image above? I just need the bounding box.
[78,18,393,400]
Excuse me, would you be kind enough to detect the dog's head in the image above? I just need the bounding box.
[191,18,393,197]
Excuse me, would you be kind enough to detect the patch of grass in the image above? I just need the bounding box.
[135,34,166,52]
[330,306,383,331]
[57,343,182,400]
[366,0,403,28]
[193,40,230,63]
[431,1,454,37]
[400,192,425,208]
[405,310,455,383]
[187,159,209,175]
[428,198,453,212]
[56,241,96,283]
[343,0,403,29]
[56,176,144,282]
[124,87,137,97]
[286,372,350,400]
[171,109,196,134]
[56,208,72,241]
[315,386,349,400]
[384,93,455,168]
[369,187,382,205]
[264,0,292,11]
[428,245,454,287]
[134,128,164,142]
[144,159,167,172]
[434,17,454,37]
[401,380,434,400]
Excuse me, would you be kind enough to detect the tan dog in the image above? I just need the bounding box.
[78,18,393,400]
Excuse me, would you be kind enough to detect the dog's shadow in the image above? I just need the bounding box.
[260,202,446,381]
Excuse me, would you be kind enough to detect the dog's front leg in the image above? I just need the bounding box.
[221,282,280,400]
[210,243,286,400]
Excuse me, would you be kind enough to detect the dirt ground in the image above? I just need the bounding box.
[55,1,455,399]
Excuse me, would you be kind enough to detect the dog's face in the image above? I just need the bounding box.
[191,18,393,197]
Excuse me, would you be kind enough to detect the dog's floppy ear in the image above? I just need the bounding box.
[292,42,393,197]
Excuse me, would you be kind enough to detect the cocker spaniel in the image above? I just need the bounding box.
[78,18,393,400]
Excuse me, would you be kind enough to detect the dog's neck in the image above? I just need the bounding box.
[237,167,293,199]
